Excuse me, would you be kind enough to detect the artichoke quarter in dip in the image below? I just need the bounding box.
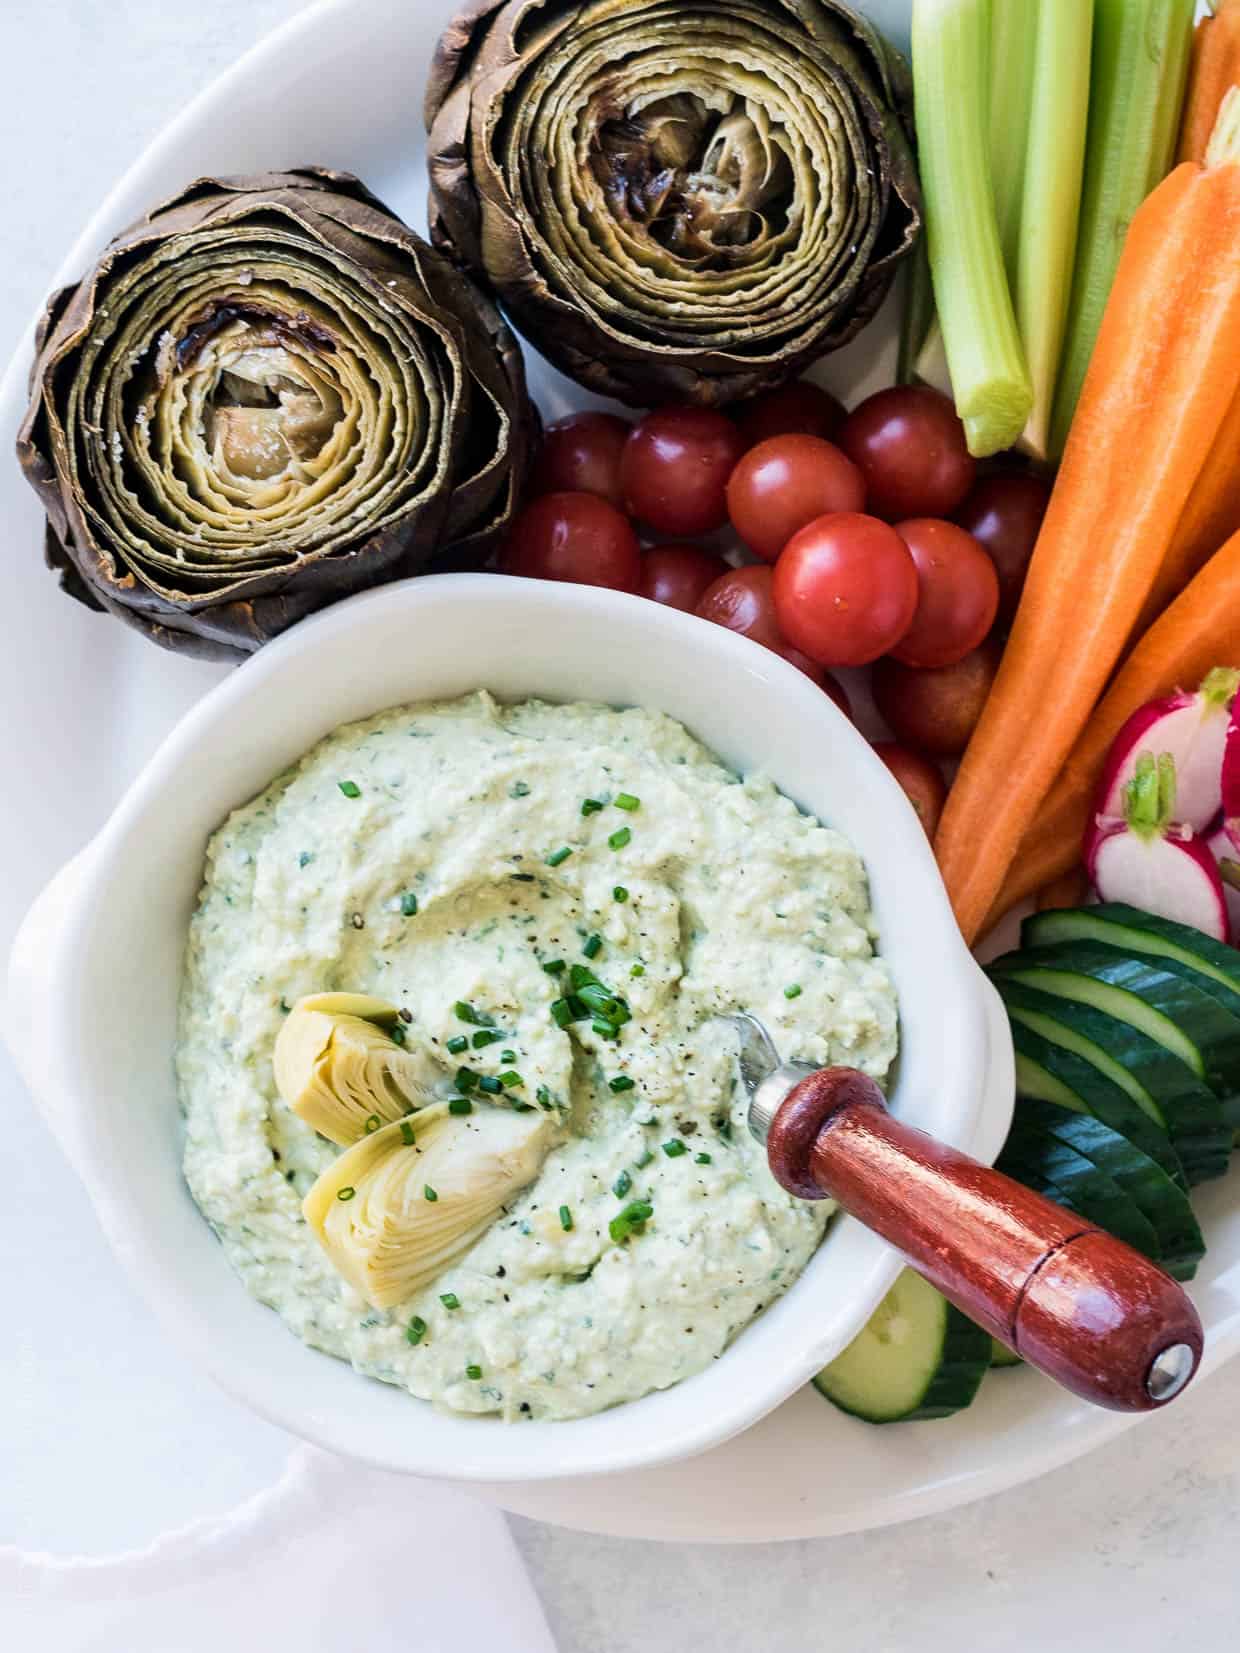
[177,693,897,1421]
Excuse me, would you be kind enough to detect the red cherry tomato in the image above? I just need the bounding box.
[840,386,975,521]
[953,473,1052,626]
[695,564,827,687]
[621,407,746,537]
[771,513,919,668]
[638,544,730,612]
[726,435,867,563]
[889,518,1000,668]
[872,640,1002,758]
[872,742,948,837]
[732,380,847,448]
[501,492,641,591]
[531,412,632,509]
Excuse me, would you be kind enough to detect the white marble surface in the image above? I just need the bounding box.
[3,3,1239,1649]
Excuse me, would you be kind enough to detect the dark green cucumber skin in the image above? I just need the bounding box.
[1011,1097,1204,1281]
[995,978,1221,1186]
[813,1305,991,1424]
[989,1337,1022,1368]
[1024,904,1240,993]
[992,938,1240,1108]
[997,1121,1161,1260]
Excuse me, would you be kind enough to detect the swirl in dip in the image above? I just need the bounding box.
[178,693,897,1420]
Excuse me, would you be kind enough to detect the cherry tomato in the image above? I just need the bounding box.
[726,435,867,563]
[872,742,948,837]
[501,492,641,591]
[840,386,975,520]
[889,518,999,668]
[621,407,746,536]
[953,473,1052,626]
[695,564,827,687]
[638,544,730,612]
[872,639,1002,758]
[530,412,632,509]
[732,380,847,448]
[771,513,918,669]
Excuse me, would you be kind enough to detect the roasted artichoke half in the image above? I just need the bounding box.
[303,1103,553,1308]
[426,0,921,405]
[17,169,535,660]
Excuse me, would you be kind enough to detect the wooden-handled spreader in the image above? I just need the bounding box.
[732,1015,1202,1412]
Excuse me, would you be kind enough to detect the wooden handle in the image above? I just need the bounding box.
[767,1069,1202,1412]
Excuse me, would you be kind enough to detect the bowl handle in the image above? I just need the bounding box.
[5,849,96,1166]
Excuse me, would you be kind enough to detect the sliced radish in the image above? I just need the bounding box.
[1207,819,1240,941]
[1088,753,1229,942]
[1221,696,1240,827]
[1095,667,1239,832]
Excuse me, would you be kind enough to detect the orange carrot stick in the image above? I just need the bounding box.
[936,107,1240,944]
[1178,0,1240,164]
[984,528,1240,933]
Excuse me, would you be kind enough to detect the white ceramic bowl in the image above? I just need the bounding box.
[5,574,1013,1482]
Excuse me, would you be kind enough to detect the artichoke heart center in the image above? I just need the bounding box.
[593,94,792,263]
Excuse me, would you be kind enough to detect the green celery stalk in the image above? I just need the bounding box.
[1014,0,1095,460]
[912,0,1032,457]
[1048,0,1196,459]
[988,0,1038,288]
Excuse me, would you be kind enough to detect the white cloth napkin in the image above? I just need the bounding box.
[1,1446,557,1653]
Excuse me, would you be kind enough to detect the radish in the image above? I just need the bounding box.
[1221,695,1240,829]
[1088,753,1230,942]
[1207,819,1240,941]
[1094,668,1239,831]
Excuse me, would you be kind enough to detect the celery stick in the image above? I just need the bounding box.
[988,0,1038,288]
[912,0,1032,457]
[1015,0,1094,460]
[1048,0,1196,459]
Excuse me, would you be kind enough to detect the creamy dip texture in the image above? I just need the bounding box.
[178,693,898,1420]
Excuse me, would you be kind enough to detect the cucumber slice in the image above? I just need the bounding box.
[991,939,1240,1101]
[1012,1096,1204,1280]
[812,1269,990,1423]
[990,1337,1022,1368]
[1025,903,1240,998]
[996,979,1222,1185]
[997,1119,1162,1260]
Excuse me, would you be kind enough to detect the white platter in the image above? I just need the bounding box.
[3,0,1239,1544]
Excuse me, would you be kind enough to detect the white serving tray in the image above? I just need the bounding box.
[2,0,1238,1543]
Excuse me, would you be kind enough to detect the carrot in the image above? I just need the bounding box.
[1178,1,1240,165]
[935,100,1240,945]
[1036,868,1092,914]
[984,528,1240,933]
[1133,375,1240,639]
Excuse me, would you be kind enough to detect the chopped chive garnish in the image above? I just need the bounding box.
[364,1113,381,1134]
[550,998,575,1028]
[609,1075,636,1093]
[613,1170,632,1198]
[499,1071,524,1088]
[455,1066,478,1092]
[784,983,803,1000]
[478,1074,503,1095]
[717,1119,733,1142]
[614,793,640,812]
[338,780,361,799]
[635,1149,654,1169]
[298,852,313,869]
[424,1186,439,1202]
[465,1363,482,1380]
[695,1152,713,1165]
[559,1205,574,1232]
[471,1028,503,1049]
[543,959,566,976]
[662,1139,687,1158]
[439,1291,459,1309]
[546,846,573,867]
[390,1022,406,1045]
[608,827,631,850]
[510,780,531,798]
[446,1035,468,1055]
[453,1000,483,1025]
[501,1049,517,1064]
[613,885,629,903]
[448,1097,473,1115]
[592,1019,620,1039]
[279,997,292,1013]
[400,892,418,916]
[399,1121,416,1145]
[569,963,597,990]
[609,1200,654,1243]
[406,1316,427,1346]
[536,1085,553,1108]
[583,933,603,959]
[336,1185,357,1201]
[630,963,645,978]
[581,797,605,816]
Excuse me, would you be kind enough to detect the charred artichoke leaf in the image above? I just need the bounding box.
[17,169,535,659]
[274,992,439,1145]
[426,1,920,406]
[303,1105,554,1308]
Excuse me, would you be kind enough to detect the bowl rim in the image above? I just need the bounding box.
[9,574,1003,1480]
